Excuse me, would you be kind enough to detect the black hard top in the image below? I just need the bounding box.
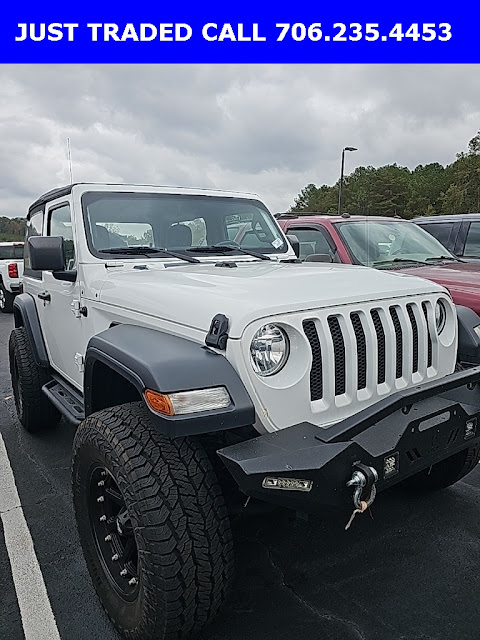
[28,184,78,216]
[413,213,480,223]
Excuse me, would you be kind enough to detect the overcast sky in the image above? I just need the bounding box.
[0,64,479,217]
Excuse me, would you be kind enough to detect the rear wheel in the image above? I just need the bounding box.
[9,327,60,432]
[0,284,14,313]
[73,401,234,640]
[403,443,480,492]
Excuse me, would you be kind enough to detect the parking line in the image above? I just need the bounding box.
[0,433,61,640]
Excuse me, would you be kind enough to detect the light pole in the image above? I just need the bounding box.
[337,146,357,216]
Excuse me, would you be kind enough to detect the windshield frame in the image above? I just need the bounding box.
[334,219,458,267]
[80,191,289,261]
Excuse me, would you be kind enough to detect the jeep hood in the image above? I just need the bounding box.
[98,261,447,338]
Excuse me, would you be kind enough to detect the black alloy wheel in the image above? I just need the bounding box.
[88,466,139,601]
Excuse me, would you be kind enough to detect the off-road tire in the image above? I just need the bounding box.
[9,327,61,432]
[72,401,234,640]
[403,442,480,492]
[0,283,14,313]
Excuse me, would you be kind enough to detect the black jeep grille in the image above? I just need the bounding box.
[303,300,435,403]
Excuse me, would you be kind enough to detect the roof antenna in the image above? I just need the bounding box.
[66,137,73,184]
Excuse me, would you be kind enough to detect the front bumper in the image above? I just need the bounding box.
[218,366,480,513]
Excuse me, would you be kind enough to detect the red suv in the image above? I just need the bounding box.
[277,213,480,317]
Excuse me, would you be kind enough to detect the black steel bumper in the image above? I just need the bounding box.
[218,366,480,512]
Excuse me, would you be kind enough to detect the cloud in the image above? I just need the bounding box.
[0,64,479,217]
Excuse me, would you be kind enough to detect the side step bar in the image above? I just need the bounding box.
[42,375,85,425]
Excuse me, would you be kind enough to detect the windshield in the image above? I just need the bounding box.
[81,192,287,258]
[336,220,456,267]
[0,245,23,260]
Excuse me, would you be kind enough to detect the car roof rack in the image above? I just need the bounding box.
[274,212,334,219]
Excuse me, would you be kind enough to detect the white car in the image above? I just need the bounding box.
[9,183,480,640]
[0,241,24,313]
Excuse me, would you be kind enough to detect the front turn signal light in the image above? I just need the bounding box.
[144,390,175,416]
[144,387,231,416]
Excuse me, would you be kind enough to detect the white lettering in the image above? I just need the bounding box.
[237,24,251,41]
[29,24,45,42]
[253,23,266,41]
[63,23,78,41]
[104,24,120,41]
[202,23,217,41]
[176,23,192,41]
[140,24,157,41]
[15,24,27,41]
[219,23,236,41]
[87,23,102,41]
[159,24,173,40]
[121,24,139,41]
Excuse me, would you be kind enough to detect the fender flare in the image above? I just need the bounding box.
[13,293,49,367]
[84,324,255,437]
[457,305,480,365]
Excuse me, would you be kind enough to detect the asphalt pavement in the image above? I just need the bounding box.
[1,311,480,640]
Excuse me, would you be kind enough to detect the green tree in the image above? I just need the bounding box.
[289,129,480,217]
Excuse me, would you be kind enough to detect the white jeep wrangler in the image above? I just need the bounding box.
[9,183,480,640]
[0,241,24,313]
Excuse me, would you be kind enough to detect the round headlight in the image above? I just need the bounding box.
[435,300,447,334]
[250,324,290,377]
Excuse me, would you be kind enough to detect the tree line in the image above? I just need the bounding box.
[0,217,26,242]
[291,131,480,218]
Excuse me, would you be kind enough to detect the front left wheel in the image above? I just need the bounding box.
[73,401,234,640]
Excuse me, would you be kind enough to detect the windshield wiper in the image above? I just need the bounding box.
[98,246,200,264]
[373,257,427,266]
[424,256,459,262]
[186,244,271,261]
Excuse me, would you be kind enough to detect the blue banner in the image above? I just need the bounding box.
[1,0,478,63]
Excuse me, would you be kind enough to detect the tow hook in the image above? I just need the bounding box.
[345,463,378,530]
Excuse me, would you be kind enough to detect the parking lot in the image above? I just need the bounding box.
[1,309,480,640]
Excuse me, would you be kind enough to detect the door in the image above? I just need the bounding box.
[36,201,84,388]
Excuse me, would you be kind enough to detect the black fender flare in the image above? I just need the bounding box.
[457,305,480,365]
[84,324,255,437]
[12,293,49,367]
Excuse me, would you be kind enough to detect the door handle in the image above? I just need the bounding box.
[38,291,51,302]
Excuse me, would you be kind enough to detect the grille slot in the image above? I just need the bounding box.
[303,320,323,400]
[371,310,386,384]
[422,302,433,368]
[350,313,367,390]
[407,304,419,373]
[389,307,403,379]
[327,316,346,395]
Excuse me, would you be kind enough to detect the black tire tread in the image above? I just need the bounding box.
[404,442,480,492]
[73,401,233,640]
[9,327,60,432]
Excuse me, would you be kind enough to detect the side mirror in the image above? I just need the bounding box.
[28,236,66,272]
[305,254,333,263]
[286,233,300,258]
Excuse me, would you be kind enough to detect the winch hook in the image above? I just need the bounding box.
[345,463,378,530]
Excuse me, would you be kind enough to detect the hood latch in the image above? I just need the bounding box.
[205,314,229,350]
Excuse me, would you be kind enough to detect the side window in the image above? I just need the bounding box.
[24,210,44,276]
[289,227,336,261]
[48,204,76,271]
[419,223,452,247]
[464,222,480,257]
